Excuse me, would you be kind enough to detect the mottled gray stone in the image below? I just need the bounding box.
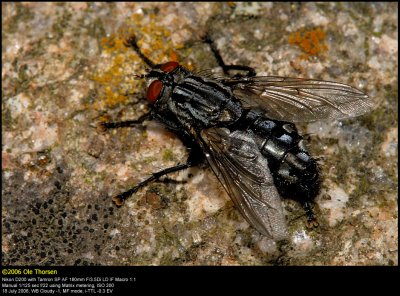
[2,2,397,266]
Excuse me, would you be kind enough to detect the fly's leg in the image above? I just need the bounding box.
[124,35,155,68]
[202,33,256,78]
[302,201,319,228]
[97,34,155,132]
[97,113,151,132]
[112,146,204,206]
[112,163,189,206]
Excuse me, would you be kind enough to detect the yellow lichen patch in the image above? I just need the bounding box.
[92,12,185,110]
[100,35,129,55]
[92,32,141,110]
[288,28,328,60]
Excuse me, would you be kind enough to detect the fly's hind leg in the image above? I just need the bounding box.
[302,201,319,228]
[202,33,256,78]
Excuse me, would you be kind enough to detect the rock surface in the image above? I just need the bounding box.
[2,2,397,266]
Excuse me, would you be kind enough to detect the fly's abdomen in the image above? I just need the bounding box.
[248,113,320,203]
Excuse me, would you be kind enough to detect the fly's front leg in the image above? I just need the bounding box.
[97,113,151,132]
[124,34,155,68]
[112,145,204,206]
[202,33,256,78]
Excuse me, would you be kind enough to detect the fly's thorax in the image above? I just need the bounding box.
[145,62,243,131]
[167,75,243,129]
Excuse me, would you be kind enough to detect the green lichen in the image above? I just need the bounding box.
[5,3,34,34]
[51,9,73,41]
[87,17,107,47]
[349,175,370,202]
[142,156,157,164]
[162,148,174,162]
[1,103,13,131]
[358,84,398,156]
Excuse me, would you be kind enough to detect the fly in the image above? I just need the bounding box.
[99,33,373,241]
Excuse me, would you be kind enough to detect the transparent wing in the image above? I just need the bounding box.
[200,127,287,240]
[192,68,227,80]
[224,76,373,122]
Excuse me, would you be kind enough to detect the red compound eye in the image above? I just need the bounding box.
[160,61,179,73]
[147,80,163,103]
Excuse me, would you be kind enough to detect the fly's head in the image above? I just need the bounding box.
[141,61,189,105]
